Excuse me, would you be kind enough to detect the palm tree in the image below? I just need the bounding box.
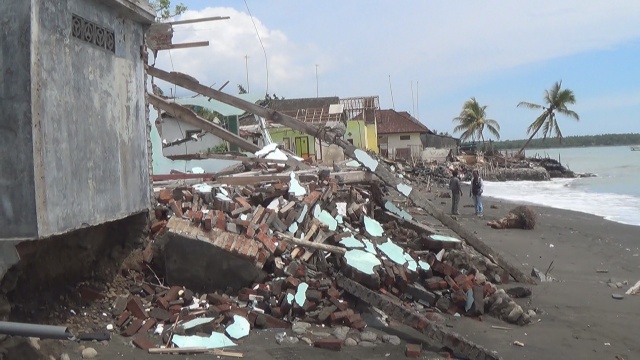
[452,97,501,143]
[516,81,579,157]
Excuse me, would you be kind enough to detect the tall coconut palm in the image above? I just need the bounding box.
[452,97,501,143]
[516,81,579,157]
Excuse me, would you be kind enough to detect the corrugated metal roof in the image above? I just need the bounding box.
[376,109,430,134]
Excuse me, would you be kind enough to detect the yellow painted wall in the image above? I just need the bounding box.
[268,128,315,158]
[366,122,378,153]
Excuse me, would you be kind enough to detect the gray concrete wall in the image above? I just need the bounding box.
[0,1,38,239]
[0,0,153,240]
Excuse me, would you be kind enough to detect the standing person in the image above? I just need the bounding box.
[470,169,484,216]
[449,170,463,215]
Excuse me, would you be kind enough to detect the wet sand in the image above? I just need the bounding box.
[440,185,640,359]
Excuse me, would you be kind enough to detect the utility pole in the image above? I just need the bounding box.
[245,55,250,93]
[315,64,319,98]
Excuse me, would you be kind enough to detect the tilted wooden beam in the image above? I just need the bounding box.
[168,16,231,26]
[145,66,534,284]
[154,41,210,51]
[147,93,260,152]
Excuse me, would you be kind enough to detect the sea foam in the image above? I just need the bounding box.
[482,179,640,227]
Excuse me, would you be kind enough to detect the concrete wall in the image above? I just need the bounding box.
[0,0,154,240]
[379,132,424,159]
[159,117,226,157]
[421,133,459,149]
[0,1,38,239]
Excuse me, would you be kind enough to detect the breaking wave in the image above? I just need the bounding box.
[483,179,640,227]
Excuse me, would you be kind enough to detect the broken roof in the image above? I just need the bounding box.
[376,109,430,135]
[266,97,340,112]
[176,94,263,117]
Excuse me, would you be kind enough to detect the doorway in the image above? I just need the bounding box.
[294,136,310,159]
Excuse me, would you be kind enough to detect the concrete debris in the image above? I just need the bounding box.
[81,347,98,359]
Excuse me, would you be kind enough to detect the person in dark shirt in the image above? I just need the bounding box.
[470,169,484,216]
[449,169,463,215]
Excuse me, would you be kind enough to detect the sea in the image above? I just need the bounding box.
[483,145,640,227]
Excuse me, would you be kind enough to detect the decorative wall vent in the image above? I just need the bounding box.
[71,14,115,53]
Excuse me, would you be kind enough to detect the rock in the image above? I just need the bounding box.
[527,309,536,317]
[332,326,350,341]
[612,293,624,300]
[312,332,332,338]
[475,272,487,284]
[82,347,98,359]
[360,330,378,342]
[507,305,524,323]
[28,337,40,350]
[345,338,358,346]
[615,282,623,288]
[292,321,311,335]
[607,283,618,289]
[505,287,532,298]
[359,340,377,347]
[382,334,402,346]
[300,337,313,346]
[435,296,451,312]
[61,354,71,360]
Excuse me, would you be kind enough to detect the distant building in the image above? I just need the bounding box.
[376,110,430,160]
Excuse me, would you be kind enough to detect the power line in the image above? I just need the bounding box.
[243,0,269,95]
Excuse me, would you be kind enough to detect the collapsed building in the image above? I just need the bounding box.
[0,1,538,359]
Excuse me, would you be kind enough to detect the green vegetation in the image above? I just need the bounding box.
[452,97,500,142]
[491,133,640,150]
[516,81,579,156]
[151,0,187,21]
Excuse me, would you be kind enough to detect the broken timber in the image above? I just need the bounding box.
[336,275,502,360]
[145,66,534,284]
[276,233,346,255]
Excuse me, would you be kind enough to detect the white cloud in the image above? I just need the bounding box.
[153,1,640,109]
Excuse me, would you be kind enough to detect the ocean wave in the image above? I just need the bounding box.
[482,179,640,227]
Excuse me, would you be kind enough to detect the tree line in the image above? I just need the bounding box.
[491,133,640,150]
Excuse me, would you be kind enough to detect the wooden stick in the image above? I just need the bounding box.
[276,233,346,255]
[491,325,512,330]
[148,347,243,357]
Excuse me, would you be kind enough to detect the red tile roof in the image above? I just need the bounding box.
[376,109,430,134]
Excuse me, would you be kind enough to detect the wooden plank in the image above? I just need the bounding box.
[148,93,260,152]
[168,16,230,26]
[276,233,346,255]
[166,153,291,164]
[152,174,215,181]
[155,41,210,50]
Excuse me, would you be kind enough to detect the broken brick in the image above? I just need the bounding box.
[122,319,143,337]
[115,311,131,327]
[314,338,343,351]
[405,343,421,358]
[137,318,157,334]
[79,286,106,302]
[330,309,354,322]
[132,335,156,350]
[126,297,148,319]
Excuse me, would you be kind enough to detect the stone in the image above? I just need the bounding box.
[360,330,378,342]
[507,305,524,323]
[527,309,536,317]
[359,341,376,347]
[332,326,350,341]
[612,293,624,300]
[300,337,313,346]
[292,321,312,335]
[607,282,618,288]
[381,334,402,346]
[436,296,451,312]
[405,343,421,358]
[615,282,624,288]
[312,331,332,338]
[345,337,358,346]
[60,354,71,360]
[81,347,98,359]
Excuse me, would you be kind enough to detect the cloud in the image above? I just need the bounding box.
[153,1,640,112]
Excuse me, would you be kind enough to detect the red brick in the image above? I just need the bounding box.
[206,293,231,305]
[213,304,232,313]
[156,297,169,310]
[169,305,182,315]
[115,311,131,327]
[79,286,105,302]
[182,190,193,202]
[314,338,343,351]
[122,319,143,337]
[141,284,155,296]
[285,276,301,289]
[275,238,288,255]
[405,343,421,358]
[259,313,290,328]
[257,232,277,254]
[132,335,156,350]
[169,199,183,218]
[142,242,154,263]
[215,211,227,230]
[330,297,348,311]
[444,276,460,291]
[127,297,148,319]
[164,286,182,302]
[137,318,157,334]
[150,220,166,234]
[326,287,340,298]
[234,196,252,208]
[194,211,204,224]
[330,309,354,322]
[158,189,173,204]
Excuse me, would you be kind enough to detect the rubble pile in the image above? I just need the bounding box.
[83,165,529,357]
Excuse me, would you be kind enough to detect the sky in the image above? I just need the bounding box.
[152,1,640,141]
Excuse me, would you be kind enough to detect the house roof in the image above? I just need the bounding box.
[376,109,430,134]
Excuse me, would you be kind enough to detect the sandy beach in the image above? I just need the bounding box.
[438,184,640,359]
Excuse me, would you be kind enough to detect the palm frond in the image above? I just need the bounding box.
[526,112,548,134]
[556,108,579,121]
[517,101,544,110]
[486,124,501,140]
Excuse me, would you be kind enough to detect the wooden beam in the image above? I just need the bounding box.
[168,16,231,26]
[155,41,210,50]
[145,66,534,284]
[276,233,346,255]
[166,153,291,164]
[147,93,260,152]
[152,173,215,181]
